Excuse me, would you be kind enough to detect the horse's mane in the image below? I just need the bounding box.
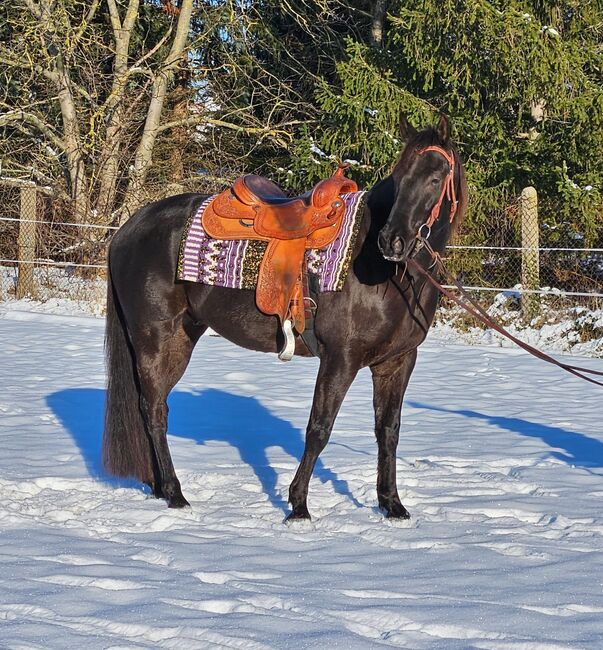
[391,127,468,236]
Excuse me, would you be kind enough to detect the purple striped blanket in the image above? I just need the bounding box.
[177,191,366,292]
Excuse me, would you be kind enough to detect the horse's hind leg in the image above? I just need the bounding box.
[370,349,417,519]
[131,314,205,508]
[288,355,358,520]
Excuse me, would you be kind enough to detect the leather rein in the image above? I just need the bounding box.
[406,146,603,388]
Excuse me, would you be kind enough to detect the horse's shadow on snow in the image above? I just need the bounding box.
[47,388,360,513]
[409,401,603,469]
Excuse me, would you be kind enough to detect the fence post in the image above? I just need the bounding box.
[16,185,37,299]
[520,186,540,321]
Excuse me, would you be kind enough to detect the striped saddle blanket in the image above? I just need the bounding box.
[177,191,366,293]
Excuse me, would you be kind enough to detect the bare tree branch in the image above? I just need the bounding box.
[0,110,65,152]
[71,0,103,50]
[157,115,309,140]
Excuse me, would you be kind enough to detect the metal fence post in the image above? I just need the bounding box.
[520,186,540,321]
[17,185,37,299]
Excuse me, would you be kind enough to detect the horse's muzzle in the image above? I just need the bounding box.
[377,229,412,263]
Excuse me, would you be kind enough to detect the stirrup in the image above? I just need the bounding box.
[278,319,295,362]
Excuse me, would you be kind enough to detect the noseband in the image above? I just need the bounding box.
[418,145,458,228]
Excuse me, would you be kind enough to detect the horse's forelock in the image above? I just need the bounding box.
[392,127,446,174]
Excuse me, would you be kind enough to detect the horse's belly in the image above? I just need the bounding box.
[185,283,312,357]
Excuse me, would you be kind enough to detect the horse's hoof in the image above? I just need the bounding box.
[167,494,191,509]
[286,507,311,522]
[381,503,411,519]
[388,509,411,520]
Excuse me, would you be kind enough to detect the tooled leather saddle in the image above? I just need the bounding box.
[202,164,358,357]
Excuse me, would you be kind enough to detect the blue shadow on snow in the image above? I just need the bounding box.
[408,400,603,468]
[47,388,361,513]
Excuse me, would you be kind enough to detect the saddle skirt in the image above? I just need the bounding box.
[200,166,359,334]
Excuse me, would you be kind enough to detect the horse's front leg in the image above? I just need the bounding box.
[370,349,417,519]
[288,355,358,521]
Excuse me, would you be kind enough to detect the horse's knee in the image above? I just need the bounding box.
[305,424,332,453]
[376,424,400,453]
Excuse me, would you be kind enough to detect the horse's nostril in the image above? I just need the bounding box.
[378,230,388,252]
[392,237,403,255]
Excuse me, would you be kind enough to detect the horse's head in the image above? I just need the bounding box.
[377,114,467,263]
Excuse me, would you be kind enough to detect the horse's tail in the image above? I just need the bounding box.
[102,262,154,483]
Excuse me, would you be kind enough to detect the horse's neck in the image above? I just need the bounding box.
[359,179,451,309]
[364,177,395,232]
[352,201,393,286]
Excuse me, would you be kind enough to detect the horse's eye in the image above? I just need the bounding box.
[431,177,440,186]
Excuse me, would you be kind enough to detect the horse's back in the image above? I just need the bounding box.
[111,193,205,255]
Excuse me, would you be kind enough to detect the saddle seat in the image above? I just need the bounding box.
[238,175,306,204]
[202,165,358,357]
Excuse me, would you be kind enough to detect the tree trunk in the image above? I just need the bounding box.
[120,0,194,223]
[96,0,141,225]
[56,64,90,224]
[370,0,388,49]
[167,64,191,190]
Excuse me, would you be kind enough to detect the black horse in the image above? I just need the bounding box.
[103,114,467,520]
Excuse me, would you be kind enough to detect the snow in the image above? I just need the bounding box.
[433,305,603,358]
[1,303,603,649]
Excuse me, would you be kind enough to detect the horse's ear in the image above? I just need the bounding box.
[435,113,450,143]
[399,114,418,141]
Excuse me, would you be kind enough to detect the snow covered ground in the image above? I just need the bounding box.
[1,306,603,649]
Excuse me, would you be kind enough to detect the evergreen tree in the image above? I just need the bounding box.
[284,0,603,247]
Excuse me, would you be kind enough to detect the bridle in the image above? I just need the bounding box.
[402,150,603,388]
[409,145,458,258]
[419,145,458,229]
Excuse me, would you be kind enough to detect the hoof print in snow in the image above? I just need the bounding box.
[383,514,415,528]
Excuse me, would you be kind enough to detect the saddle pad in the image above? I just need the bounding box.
[178,191,366,292]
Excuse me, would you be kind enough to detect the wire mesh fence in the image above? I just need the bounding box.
[0,181,111,308]
[445,247,603,300]
[445,186,603,315]
[0,181,601,315]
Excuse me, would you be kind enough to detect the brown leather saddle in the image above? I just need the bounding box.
[202,165,358,357]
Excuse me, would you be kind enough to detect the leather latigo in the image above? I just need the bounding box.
[202,165,358,332]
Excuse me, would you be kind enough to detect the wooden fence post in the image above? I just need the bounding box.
[520,186,540,321]
[17,185,37,299]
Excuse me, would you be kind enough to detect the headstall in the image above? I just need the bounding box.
[417,145,458,229]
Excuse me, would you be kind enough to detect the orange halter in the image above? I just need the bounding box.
[418,146,458,228]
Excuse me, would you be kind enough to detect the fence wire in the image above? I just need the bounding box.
[445,248,603,300]
[444,187,602,312]
[0,181,602,313]
[0,183,108,306]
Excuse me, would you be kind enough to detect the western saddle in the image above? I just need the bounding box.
[202,164,358,359]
